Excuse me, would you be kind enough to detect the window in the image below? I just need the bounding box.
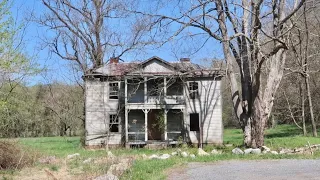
[109,82,119,99]
[190,113,200,131]
[147,78,163,96]
[167,79,183,96]
[189,82,199,99]
[109,114,120,132]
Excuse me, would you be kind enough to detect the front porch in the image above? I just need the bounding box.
[124,109,185,146]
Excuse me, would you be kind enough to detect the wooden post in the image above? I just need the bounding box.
[125,77,128,104]
[125,108,129,148]
[164,77,167,96]
[143,109,149,142]
[164,109,168,141]
[144,77,147,103]
[124,77,129,148]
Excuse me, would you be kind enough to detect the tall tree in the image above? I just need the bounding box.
[135,0,306,147]
[38,0,152,144]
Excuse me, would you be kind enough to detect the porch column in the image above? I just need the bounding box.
[125,77,128,104]
[144,77,147,103]
[143,109,150,141]
[164,77,167,96]
[125,108,128,145]
[164,109,168,141]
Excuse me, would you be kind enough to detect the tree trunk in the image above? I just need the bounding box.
[300,81,307,136]
[305,75,317,137]
[242,115,252,147]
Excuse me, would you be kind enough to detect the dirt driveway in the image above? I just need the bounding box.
[167,159,320,180]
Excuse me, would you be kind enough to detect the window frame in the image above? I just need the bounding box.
[188,81,199,99]
[109,114,121,133]
[109,82,119,100]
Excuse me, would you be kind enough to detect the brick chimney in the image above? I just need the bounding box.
[109,57,119,64]
[180,58,190,63]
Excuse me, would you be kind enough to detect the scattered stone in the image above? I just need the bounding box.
[198,148,210,156]
[244,148,253,154]
[181,151,188,157]
[171,152,178,156]
[83,158,93,164]
[108,158,131,176]
[279,149,293,154]
[39,156,56,164]
[232,148,244,155]
[142,154,148,159]
[159,154,171,160]
[211,149,222,155]
[67,153,80,159]
[107,151,115,158]
[190,154,196,158]
[94,173,118,180]
[149,154,159,159]
[271,151,279,155]
[261,146,271,152]
[251,148,261,154]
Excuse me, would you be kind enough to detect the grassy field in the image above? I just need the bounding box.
[2,124,320,180]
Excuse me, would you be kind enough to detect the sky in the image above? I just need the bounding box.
[11,0,223,85]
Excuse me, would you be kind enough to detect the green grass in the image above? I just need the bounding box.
[9,124,320,180]
[224,124,320,149]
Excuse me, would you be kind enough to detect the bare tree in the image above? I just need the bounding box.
[37,0,153,144]
[133,0,306,147]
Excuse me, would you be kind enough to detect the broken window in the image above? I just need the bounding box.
[109,82,119,99]
[167,79,183,95]
[109,114,120,132]
[190,113,200,131]
[189,82,199,99]
[147,78,163,96]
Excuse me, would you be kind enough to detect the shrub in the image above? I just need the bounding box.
[0,140,38,169]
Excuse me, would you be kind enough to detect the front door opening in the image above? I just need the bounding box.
[147,109,163,140]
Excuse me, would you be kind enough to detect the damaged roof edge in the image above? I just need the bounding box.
[84,56,225,77]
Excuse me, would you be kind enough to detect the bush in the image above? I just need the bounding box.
[0,140,38,169]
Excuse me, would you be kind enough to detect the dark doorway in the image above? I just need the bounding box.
[147,109,163,140]
[190,113,200,131]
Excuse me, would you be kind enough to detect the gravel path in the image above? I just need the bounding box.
[167,159,320,180]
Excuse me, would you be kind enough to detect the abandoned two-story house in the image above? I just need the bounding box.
[84,56,223,147]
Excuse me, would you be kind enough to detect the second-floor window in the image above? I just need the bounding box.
[189,82,199,99]
[109,82,119,99]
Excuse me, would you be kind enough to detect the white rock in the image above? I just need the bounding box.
[181,151,188,157]
[171,152,178,156]
[261,146,271,152]
[244,148,253,154]
[211,149,222,155]
[94,173,118,180]
[232,148,244,155]
[149,154,159,159]
[159,154,171,160]
[198,148,210,156]
[67,153,80,159]
[142,154,148,159]
[83,158,93,164]
[271,151,279,155]
[251,148,261,154]
[190,154,196,158]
